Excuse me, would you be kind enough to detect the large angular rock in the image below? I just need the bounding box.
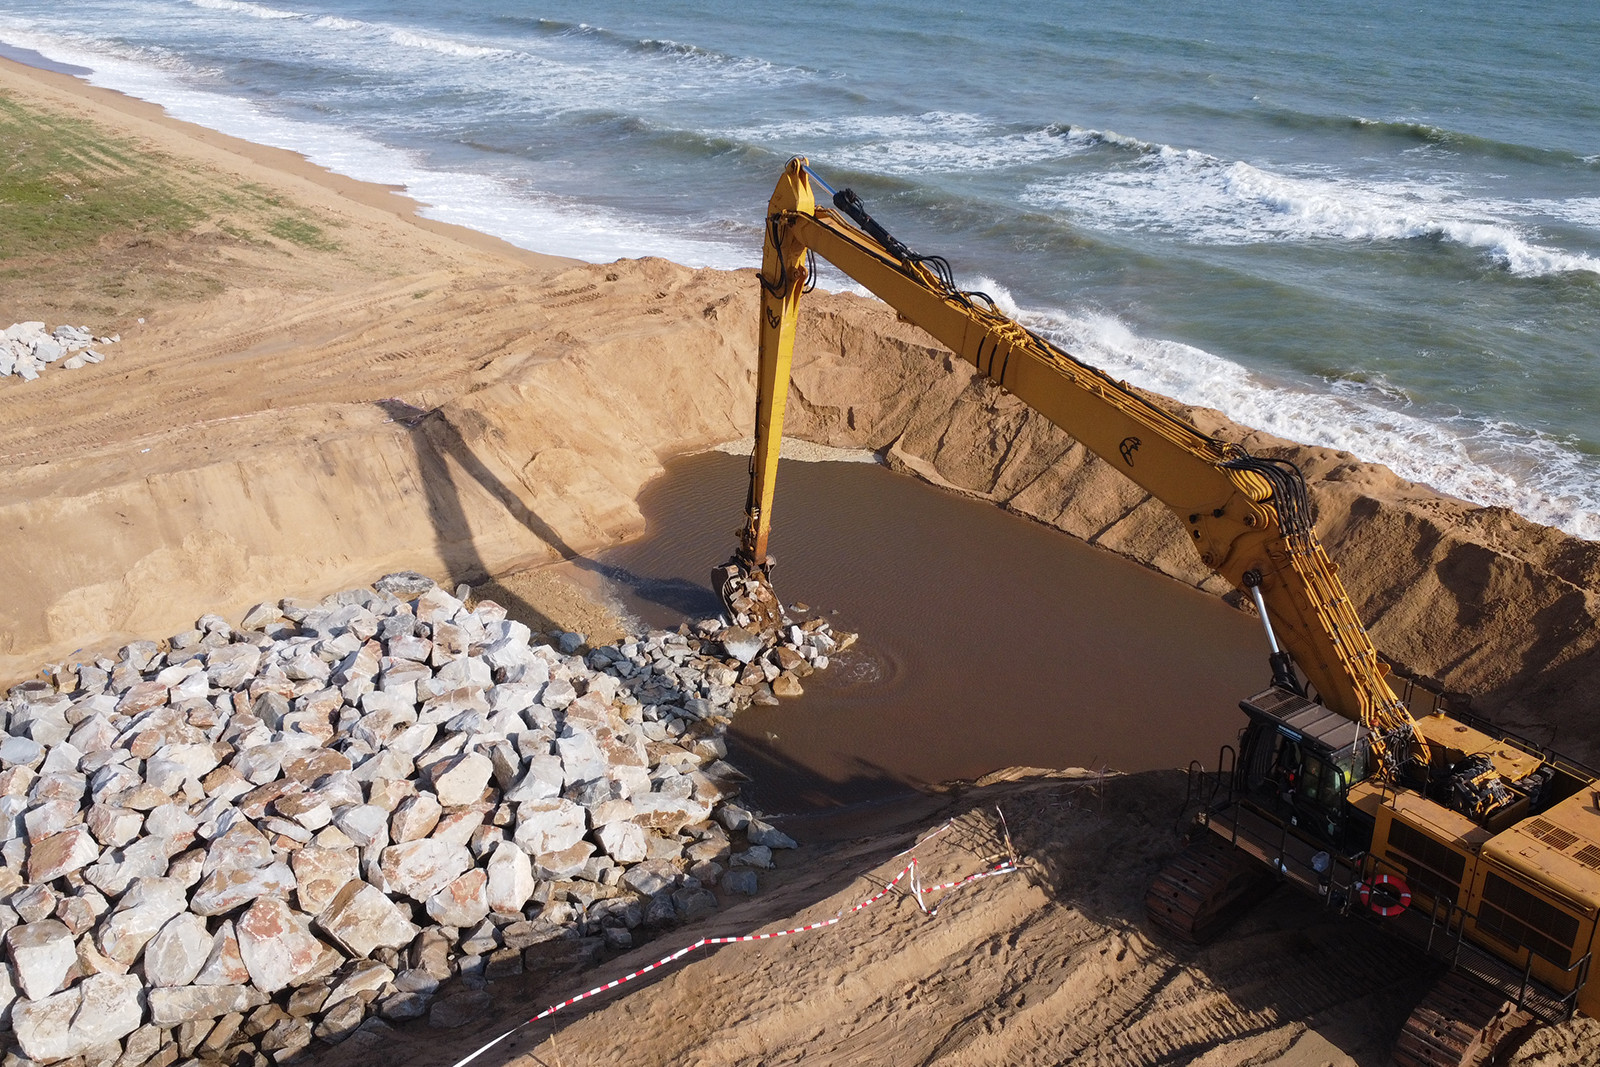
[325,959,394,1009]
[116,681,169,715]
[555,730,608,785]
[98,877,188,966]
[719,627,764,663]
[202,819,274,875]
[503,755,563,803]
[390,793,442,843]
[378,840,472,903]
[291,847,360,915]
[0,959,15,1026]
[148,982,268,1026]
[84,834,171,896]
[512,799,587,855]
[533,841,595,880]
[235,898,329,994]
[539,676,577,711]
[316,881,419,958]
[631,794,713,835]
[27,825,100,881]
[745,818,798,850]
[206,644,262,689]
[621,859,680,898]
[194,921,250,986]
[12,971,143,1062]
[332,804,389,847]
[429,752,493,807]
[595,821,648,864]
[4,920,75,999]
[189,861,295,916]
[425,870,489,927]
[142,912,211,987]
[485,841,534,914]
[85,805,143,849]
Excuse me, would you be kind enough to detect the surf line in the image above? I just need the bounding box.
[446,810,1023,1067]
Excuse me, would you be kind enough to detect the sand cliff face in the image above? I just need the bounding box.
[5,254,1596,764]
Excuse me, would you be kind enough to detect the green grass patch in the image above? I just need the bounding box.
[267,215,339,251]
[0,92,345,262]
[0,94,204,259]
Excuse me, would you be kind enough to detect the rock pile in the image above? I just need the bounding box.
[2,324,118,381]
[0,571,848,1066]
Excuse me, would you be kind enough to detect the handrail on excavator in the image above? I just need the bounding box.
[720,156,1427,778]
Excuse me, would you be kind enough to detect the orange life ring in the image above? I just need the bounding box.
[1358,874,1412,917]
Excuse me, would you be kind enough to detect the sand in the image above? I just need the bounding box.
[3,56,1599,1065]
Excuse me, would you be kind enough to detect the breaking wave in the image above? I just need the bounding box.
[1023,139,1600,278]
[970,279,1600,539]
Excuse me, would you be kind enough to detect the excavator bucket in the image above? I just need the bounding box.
[714,558,786,637]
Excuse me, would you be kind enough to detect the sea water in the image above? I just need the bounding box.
[3,0,1597,536]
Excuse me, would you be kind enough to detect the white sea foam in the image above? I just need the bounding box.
[1024,140,1600,278]
[967,278,1600,540]
[736,112,1091,176]
[1529,197,1600,231]
[186,0,303,20]
[308,16,363,32]
[386,28,511,60]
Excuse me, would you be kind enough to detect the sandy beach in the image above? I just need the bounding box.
[4,55,1600,1066]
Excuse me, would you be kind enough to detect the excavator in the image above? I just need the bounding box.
[716,157,1600,1066]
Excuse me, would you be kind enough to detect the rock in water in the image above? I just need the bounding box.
[719,626,765,664]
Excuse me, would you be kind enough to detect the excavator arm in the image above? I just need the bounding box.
[728,157,1424,776]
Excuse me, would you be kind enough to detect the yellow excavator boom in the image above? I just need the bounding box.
[734,157,1425,774]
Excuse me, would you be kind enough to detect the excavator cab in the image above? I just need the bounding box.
[1238,687,1373,848]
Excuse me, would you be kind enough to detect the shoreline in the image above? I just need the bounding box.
[0,55,576,274]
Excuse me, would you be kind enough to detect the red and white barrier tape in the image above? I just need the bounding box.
[447,822,1018,1067]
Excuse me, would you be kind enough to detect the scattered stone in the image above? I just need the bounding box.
[746,818,798,850]
[722,869,759,895]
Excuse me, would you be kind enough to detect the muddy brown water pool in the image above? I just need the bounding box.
[585,450,1270,814]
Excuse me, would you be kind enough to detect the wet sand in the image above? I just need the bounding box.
[595,451,1270,812]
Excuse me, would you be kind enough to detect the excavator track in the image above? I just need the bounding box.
[1393,971,1536,1067]
[1144,834,1277,944]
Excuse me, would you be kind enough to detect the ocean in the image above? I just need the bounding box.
[3,0,1598,537]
